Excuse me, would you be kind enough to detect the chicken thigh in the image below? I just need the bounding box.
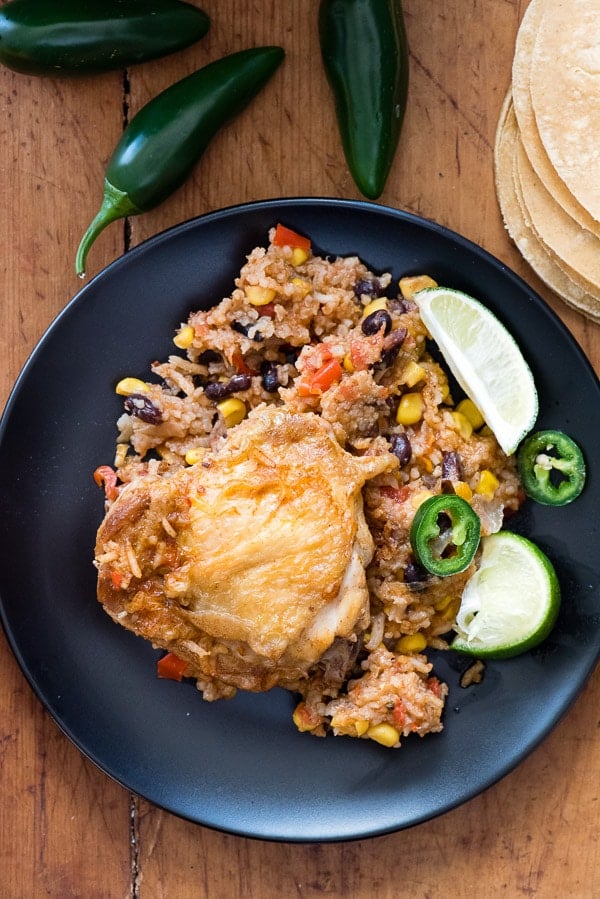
[95,405,397,696]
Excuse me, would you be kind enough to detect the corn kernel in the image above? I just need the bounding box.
[354,719,370,737]
[441,597,461,621]
[396,393,423,425]
[217,397,247,428]
[450,410,473,440]
[476,469,500,496]
[173,323,195,350]
[362,297,388,317]
[185,447,206,466]
[343,353,354,373]
[410,489,435,510]
[456,398,485,430]
[290,247,309,266]
[399,274,438,300]
[245,285,276,306]
[434,594,454,612]
[367,723,400,748]
[291,277,311,297]
[292,704,318,733]
[115,377,149,396]
[420,456,434,474]
[453,480,473,501]
[329,714,348,731]
[396,633,427,653]
[402,361,425,388]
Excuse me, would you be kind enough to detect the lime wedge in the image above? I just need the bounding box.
[451,531,560,659]
[413,287,538,455]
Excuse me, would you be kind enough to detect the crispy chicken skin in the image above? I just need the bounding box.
[95,406,397,695]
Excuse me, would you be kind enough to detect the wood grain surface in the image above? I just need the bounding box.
[1,2,599,896]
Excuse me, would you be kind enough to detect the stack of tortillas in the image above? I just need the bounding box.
[494,0,600,321]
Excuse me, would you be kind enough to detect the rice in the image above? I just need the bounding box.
[107,226,523,747]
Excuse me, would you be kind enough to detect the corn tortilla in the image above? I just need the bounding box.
[514,140,600,291]
[511,0,600,237]
[494,92,600,322]
[513,142,600,309]
[529,0,600,223]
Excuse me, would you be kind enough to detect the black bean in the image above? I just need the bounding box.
[197,349,222,364]
[260,361,280,393]
[380,327,407,367]
[361,309,392,336]
[281,344,301,365]
[124,393,164,425]
[203,382,231,400]
[229,373,252,391]
[353,278,382,299]
[404,556,429,584]
[204,373,252,401]
[389,433,412,466]
[441,451,463,484]
[232,320,263,342]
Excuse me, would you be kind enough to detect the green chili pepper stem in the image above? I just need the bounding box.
[0,0,211,76]
[75,46,285,276]
[75,181,140,278]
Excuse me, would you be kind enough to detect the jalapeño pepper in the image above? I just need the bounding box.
[319,0,409,199]
[409,495,481,577]
[517,430,586,506]
[0,0,210,76]
[75,46,285,276]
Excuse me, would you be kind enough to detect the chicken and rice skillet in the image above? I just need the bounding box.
[93,225,523,749]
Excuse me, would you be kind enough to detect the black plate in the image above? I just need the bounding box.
[1,199,599,842]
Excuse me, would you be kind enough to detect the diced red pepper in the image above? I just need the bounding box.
[110,570,124,589]
[157,652,188,682]
[428,677,442,698]
[379,485,410,503]
[93,465,118,501]
[297,358,343,396]
[393,699,407,729]
[231,349,254,376]
[272,223,311,250]
[303,343,333,372]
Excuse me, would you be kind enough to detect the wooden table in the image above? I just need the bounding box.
[1,2,598,896]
